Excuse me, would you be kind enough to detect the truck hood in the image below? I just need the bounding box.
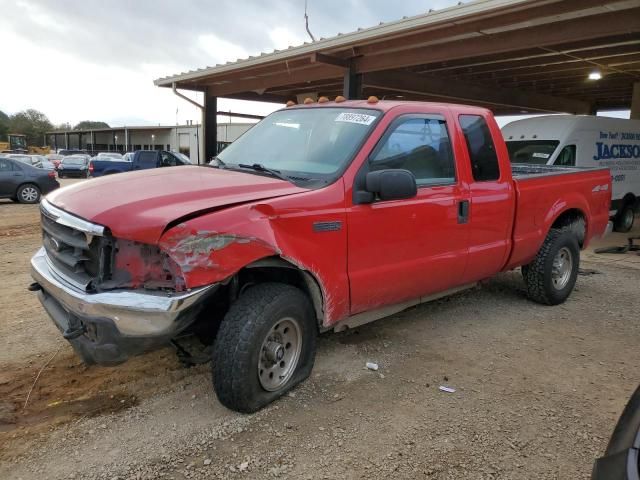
[46,166,309,243]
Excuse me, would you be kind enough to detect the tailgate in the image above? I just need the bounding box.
[505,166,611,270]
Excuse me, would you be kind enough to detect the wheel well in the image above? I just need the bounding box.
[622,193,638,210]
[17,182,40,192]
[551,209,586,247]
[239,258,324,325]
[188,257,325,345]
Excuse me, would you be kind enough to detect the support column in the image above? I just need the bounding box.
[204,90,218,163]
[65,132,69,149]
[631,82,640,120]
[91,131,95,151]
[53,134,58,151]
[124,128,129,152]
[343,63,363,99]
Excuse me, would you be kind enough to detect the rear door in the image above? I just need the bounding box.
[347,112,470,314]
[134,151,160,170]
[456,113,515,281]
[0,159,23,196]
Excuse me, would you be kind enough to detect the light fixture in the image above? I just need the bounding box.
[588,70,602,81]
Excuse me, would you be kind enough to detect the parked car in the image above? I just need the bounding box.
[46,153,64,169]
[5,153,43,168]
[30,100,611,413]
[0,156,59,203]
[58,155,90,178]
[503,115,640,232]
[96,152,124,160]
[58,149,88,156]
[31,155,55,171]
[89,150,191,177]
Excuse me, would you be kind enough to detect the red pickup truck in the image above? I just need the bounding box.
[31,99,611,413]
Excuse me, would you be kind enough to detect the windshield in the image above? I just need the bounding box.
[173,152,192,164]
[217,108,381,180]
[98,152,122,159]
[506,140,560,165]
[63,157,86,165]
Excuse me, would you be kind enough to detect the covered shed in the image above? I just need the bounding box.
[155,0,640,162]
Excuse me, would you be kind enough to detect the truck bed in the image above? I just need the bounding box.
[510,163,606,179]
[505,164,611,270]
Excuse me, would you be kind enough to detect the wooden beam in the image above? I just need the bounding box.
[444,51,640,80]
[354,0,627,57]
[355,9,640,74]
[206,65,342,97]
[416,35,640,73]
[310,52,349,68]
[362,70,591,114]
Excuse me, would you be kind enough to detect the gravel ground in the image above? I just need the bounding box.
[0,180,639,479]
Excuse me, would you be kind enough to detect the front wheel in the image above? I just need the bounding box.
[212,283,317,413]
[17,184,41,204]
[614,204,635,233]
[522,228,580,305]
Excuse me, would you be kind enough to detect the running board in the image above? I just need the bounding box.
[332,283,477,333]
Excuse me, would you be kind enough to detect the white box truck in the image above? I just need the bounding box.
[502,115,640,232]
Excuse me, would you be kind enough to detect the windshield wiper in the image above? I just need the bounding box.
[238,163,290,182]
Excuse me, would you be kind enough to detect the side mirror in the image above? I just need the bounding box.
[359,169,417,203]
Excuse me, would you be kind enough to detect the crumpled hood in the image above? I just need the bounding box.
[46,166,309,242]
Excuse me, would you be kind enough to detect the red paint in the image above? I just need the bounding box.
[49,101,611,328]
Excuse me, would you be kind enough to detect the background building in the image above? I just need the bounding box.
[46,122,254,164]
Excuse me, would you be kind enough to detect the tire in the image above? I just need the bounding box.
[16,184,41,204]
[212,283,317,413]
[614,203,635,233]
[522,228,580,305]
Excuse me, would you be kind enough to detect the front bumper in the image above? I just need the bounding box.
[31,248,216,365]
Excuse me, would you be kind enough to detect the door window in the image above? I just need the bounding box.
[554,145,576,167]
[0,159,13,172]
[459,115,500,181]
[137,151,158,169]
[369,116,456,186]
[160,151,177,167]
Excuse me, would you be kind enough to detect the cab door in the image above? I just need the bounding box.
[456,113,515,282]
[347,113,470,315]
[0,159,23,197]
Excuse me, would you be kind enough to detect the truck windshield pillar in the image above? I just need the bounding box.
[204,91,218,165]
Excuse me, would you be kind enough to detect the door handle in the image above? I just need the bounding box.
[458,200,470,224]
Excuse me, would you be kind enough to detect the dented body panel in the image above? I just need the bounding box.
[31,100,612,365]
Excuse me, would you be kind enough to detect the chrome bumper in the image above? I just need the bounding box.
[31,247,215,337]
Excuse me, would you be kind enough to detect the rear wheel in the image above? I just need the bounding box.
[17,184,41,204]
[614,203,635,233]
[212,283,317,413]
[522,228,580,305]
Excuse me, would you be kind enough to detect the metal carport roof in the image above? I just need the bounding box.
[155,0,640,115]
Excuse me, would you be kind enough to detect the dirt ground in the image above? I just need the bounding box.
[0,178,639,479]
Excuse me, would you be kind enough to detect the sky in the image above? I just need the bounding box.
[0,0,463,127]
[1,0,630,129]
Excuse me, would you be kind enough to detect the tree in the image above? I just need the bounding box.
[0,110,8,139]
[73,120,110,130]
[9,109,53,146]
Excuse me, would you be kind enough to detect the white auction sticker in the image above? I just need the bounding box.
[335,112,376,126]
[532,152,550,159]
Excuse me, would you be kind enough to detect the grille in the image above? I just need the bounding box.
[40,202,110,291]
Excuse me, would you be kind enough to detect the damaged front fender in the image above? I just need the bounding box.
[159,223,280,288]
